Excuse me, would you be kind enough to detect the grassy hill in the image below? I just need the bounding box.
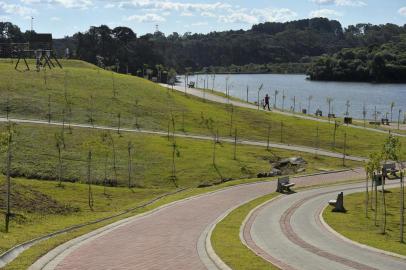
[0,59,405,159]
[0,59,378,268]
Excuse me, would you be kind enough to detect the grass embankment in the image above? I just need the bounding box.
[0,122,359,256]
[324,187,406,256]
[212,193,279,270]
[0,123,360,188]
[0,59,404,158]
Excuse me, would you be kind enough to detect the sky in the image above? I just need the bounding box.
[0,0,405,38]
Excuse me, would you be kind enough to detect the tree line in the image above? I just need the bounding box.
[307,34,406,83]
[1,19,406,76]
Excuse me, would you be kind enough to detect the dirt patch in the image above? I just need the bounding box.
[0,184,79,215]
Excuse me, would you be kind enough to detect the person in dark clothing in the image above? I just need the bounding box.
[264,94,271,111]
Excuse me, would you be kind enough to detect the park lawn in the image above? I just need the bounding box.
[0,123,361,188]
[212,193,280,270]
[0,59,404,158]
[323,187,406,256]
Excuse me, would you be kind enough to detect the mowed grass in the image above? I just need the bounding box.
[212,193,280,270]
[0,59,404,158]
[0,177,172,255]
[0,123,360,188]
[323,187,406,256]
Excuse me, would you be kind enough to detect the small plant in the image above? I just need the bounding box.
[0,122,17,232]
[55,132,64,187]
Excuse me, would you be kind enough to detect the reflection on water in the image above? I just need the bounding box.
[180,74,406,120]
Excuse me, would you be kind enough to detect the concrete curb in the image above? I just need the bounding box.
[29,178,285,270]
[5,168,361,269]
[319,198,406,261]
[239,195,288,269]
[0,188,188,268]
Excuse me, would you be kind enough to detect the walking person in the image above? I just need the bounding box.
[264,94,271,111]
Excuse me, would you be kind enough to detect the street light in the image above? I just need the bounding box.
[257,83,263,110]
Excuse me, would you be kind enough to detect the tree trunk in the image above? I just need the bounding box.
[381,174,387,234]
[4,136,11,232]
[401,172,404,243]
[87,150,94,211]
[365,172,369,217]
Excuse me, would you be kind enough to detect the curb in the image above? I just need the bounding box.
[319,199,406,261]
[0,188,188,268]
[4,168,362,269]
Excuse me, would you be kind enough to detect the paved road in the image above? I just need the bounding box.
[245,181,406,270]
[161,84,405,138]
[31,169,364,270]
[0,117,365,162]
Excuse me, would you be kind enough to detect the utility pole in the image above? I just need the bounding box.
[343,132,347,166]
[399,109,402,130]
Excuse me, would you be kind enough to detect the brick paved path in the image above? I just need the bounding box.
[246,181,406,270]
[38,169,364,270]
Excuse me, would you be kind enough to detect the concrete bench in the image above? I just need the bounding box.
[383,163,399,177]
[276,176,295,193]
[329,192,346,212]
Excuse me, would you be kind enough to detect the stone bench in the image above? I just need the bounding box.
[276,176,295,193]
[329,192,346,212]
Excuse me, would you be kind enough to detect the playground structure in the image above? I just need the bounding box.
[0,33,62,71]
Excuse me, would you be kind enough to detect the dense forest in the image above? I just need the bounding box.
[1,19,406,82]
[307,35,406,82]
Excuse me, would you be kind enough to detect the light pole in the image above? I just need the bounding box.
[257,84,263,110]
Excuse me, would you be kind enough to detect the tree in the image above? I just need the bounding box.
[55,133,64,187]
[127,141,134,188]
[390,102,395,122]
[345,100,351,116]
[274,90,279,108]
[0,122,16,232]
[169,114,180,187]
[380,134,401,234]
[307,95,313,114]
[326,97,333,117]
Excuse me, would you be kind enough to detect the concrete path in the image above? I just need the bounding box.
[245,181,406,270]
[31,169,364,270]
[0,117,365,162]
[161,84,405,138]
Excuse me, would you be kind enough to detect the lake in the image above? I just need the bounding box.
[180,74,406,121]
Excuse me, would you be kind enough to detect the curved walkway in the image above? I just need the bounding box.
[161,84,405,138]
[30,169,364,270]
[245,181,406,270]
[0,117,365,162]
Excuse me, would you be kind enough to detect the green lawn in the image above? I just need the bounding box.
[212,193,279,270]
[323,187,406,256]
[0,123,360,188]
[0,59,404,158]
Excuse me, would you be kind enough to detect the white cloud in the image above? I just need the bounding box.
[0,1,36,16]
[310,8,342,18]
[218,7,297,25]
[50,16,60,21]
[125,13,166,23]
[252,8,298,22]
[118,0,231,12]
[21,0,93,9]
[201,11,217,18]
[219,12,258,24]
[180,11,193,17]
[191,21,208,26]
[311,0,366,7]
[399,7,406,16]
